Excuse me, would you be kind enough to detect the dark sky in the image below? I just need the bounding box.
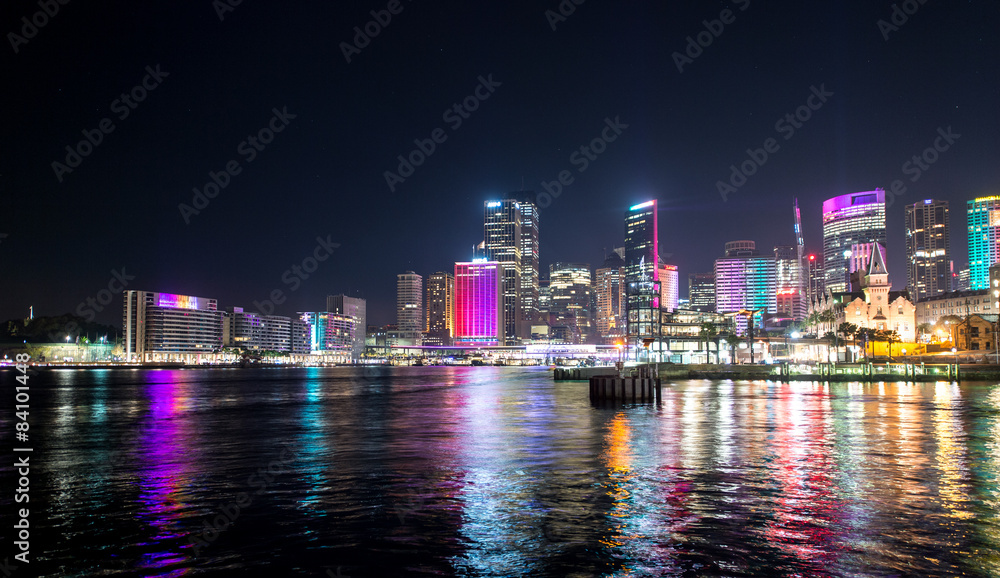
[3,1,999,326]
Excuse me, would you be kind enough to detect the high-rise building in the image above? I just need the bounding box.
[123,291,223,362]
[299,312,355,358]
[484,199,533,345]
[774,245,805,320]
[967,196,1000,290]
[549,263,593,344]
[688,273,716,312]
[624,201,661,343]
[327,295,366,360]
[396,272,423,345]
[822,189,887,294]
[714,242,777,329]
[807,253,825,303]
[425,272,454,345]
[905,199,950,301]
[454,261,503,346]
[518,198,540,332]
[595,252,626,342]
[658,262,679,313]
[222,307,292,351]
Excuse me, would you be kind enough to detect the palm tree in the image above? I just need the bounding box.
[806,311,819,336]
[722,332,742,364]
[699,322,718,364]
[819,310,837,336]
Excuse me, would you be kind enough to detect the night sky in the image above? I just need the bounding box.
[3,1,999,326]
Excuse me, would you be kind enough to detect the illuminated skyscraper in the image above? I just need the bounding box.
[484,199,538,344]
[549,263,593,344]
[774,245,805,320]
[396,271,423,345]
[967,196,1000,290]
[822,189,886,294]
[624,200,661,344]
[454,261,503,346]
[518,198,540,331]
[905,199,950,301]
[123,290,223,362]
[595,252,626,342]
[714,242,777,330]
[425,271,455,345]
[326,294,366,359]
[807,253,825,303]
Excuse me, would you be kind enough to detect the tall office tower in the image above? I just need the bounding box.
[549,263,593,344]
[724,240,757,257]
[595,252,626,342]
[807,253,825,302]
[905,199,950,301]
[298,312,355,358]
[326,295,367,360]
[658,262,679,313]
[518,197,540,332]
[484,199,527,345]
[538,276,551,315]
[425,272,455,345]
[624,201,661,342]
[714,242,777,329]
[774,245,805,320]
[123,291,223,362]
[396,271,423,345]
[454,261,503,346]
[688,273,716,312]
[967,196,1000,290]
[822,189,887,294]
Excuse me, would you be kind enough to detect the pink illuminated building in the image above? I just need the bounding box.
[454,261,503,346]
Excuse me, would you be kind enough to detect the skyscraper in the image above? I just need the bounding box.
[454,261,503,346]
[688,273,716,312]
[425,272,455,345]
[967,196,1000,290]
[807,253,825,303]
[714,241,777,328]
[595,252,626,343]
[396,271,423,345]
[549,263,593,344]
[905,199,950,301]
[518,198,540,333]
[774,245,805,320]
[822,189,887,294]
[326,294,366,360]
[624,200,660,344]
[484,199,537,345]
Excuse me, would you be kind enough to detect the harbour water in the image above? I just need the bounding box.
[3,366,1000,577]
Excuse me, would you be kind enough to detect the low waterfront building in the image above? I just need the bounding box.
[951,314,997,352]
[914,289,991,328]
[123,290,223,362]
[299,312,355,360]
[223,307,292,352]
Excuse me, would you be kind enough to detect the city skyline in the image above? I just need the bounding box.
[3,3,998,327]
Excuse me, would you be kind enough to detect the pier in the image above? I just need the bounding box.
[556,362,985,383]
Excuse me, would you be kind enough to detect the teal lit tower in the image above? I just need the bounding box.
[968,196,1000,291]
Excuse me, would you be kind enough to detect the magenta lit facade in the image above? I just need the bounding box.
[454,261,503,346]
